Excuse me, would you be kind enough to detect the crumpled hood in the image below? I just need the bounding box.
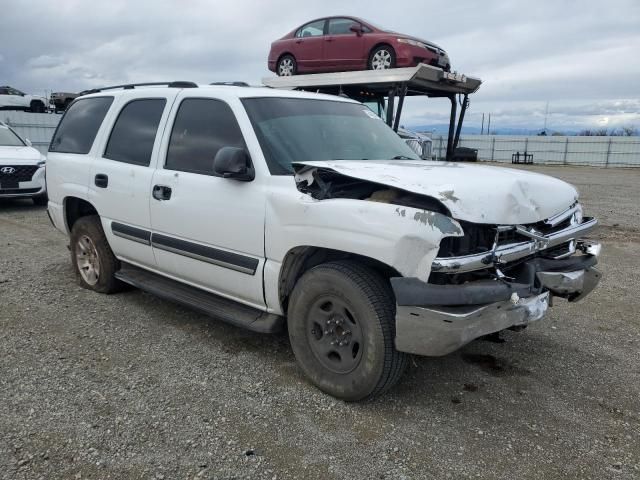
[293,160,578,225]
[0,145,42,164]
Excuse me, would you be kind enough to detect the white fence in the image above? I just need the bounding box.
[2,111,639,167]
[1,111,61,155]
[432,135,640,167]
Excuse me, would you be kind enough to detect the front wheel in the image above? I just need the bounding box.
[277,55,297,76]
[70,215,123,293]
[288,261,408,401]
[368,46,396,70]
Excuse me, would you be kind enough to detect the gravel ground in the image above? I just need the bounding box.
[1,165,639,480]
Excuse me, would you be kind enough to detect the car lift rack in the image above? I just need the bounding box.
[262,63,481,161]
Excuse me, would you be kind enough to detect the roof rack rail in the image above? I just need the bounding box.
[209,81,249,87]
[79,81,198,96]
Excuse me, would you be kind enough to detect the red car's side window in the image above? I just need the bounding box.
[296,20,325,38]
[328,18,358,35]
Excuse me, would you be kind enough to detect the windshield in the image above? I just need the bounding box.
[0,126,25,147]
[242,97,419,175]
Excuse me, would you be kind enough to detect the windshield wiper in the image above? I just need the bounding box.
[390,155,414,160]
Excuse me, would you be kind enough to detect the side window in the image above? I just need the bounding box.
[296,20,325,38]
[103,99,166,166]
[165,98,246,176]
[328,18,358,35]
[0,88,8,95]
[49,97,114,154]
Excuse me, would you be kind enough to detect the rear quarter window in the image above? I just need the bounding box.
[49,96,114,154]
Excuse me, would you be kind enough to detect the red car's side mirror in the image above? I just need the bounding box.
[349,24,363,36]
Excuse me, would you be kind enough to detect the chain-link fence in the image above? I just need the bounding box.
[432,135,640,167]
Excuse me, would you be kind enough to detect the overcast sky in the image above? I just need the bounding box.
[1,0,639,132]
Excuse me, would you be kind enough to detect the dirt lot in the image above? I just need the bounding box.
[1,165,639,480]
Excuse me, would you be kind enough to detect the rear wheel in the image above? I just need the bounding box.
[30,101,44,113]
[368,46,396,70]
[277,55,297,76]
[288,261,408,401]
[70,215,123,293]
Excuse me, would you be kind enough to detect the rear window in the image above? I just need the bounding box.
[104,98,166,166]
[49,96,113,154]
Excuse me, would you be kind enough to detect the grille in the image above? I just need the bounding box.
[0,165,38,188]
[437,215,576,258]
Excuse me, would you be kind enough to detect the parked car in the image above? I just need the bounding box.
[0,86,48,113]
[46,83,600,401]
[268,16,451,76]
[50,92,79,113]
[0,121,47,204]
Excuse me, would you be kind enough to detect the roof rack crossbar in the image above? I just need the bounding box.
[79,81,197,96]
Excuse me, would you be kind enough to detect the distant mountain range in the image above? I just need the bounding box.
[407,124,580,136]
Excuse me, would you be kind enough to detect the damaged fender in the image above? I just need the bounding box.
[265,185,463,283]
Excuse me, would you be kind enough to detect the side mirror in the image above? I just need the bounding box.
[349,24,363,36]
[25,138,32,147]
[213,146,254,181]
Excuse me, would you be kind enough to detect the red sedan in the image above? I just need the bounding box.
[268,16,451,76]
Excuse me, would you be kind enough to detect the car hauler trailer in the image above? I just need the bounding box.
[262,63,481,161]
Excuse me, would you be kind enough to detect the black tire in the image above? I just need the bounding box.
[32,193,48,206]
[69,215,123,294]
[368,45,396,70]
[277,54,297,76]
[30,101,44,113]
[288,261,408,401]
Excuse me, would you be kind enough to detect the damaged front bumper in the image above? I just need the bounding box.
[391,242,602,356]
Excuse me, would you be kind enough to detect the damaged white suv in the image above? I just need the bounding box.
[46,83,601,400]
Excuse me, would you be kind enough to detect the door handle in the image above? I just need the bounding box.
[295,39,303,44]
[94,174,108,188]
[325,38,333,42]
[152,185,172,201]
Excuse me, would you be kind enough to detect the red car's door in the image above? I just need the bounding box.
[324,18,366,70]
[292,19,326,71]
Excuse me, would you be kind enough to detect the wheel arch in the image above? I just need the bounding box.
[64,196,99,233]
[369,42,396,58]
[277,245,400,315]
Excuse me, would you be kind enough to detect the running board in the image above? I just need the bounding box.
[115,263,283,333]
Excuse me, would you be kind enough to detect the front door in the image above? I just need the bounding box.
[88,92,176,269]
[149,95,266,308]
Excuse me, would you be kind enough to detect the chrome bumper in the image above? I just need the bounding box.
[432,217,598,274]
[395,292,550,356]
[393,248,602,356]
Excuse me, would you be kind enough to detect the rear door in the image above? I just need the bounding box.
[88,91,177,269]
[148,93,266,308]
[293,19,326,70]
[324,18,365,69]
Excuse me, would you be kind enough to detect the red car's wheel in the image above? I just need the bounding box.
[368,46,396,70]
[277,55,297,76]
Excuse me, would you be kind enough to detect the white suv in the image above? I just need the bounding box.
[0,86,48,113]
[0,122,47,204]
[46,82,601,400]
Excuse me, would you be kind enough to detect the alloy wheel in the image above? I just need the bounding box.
[76,235,100,286]
[371,50,392,69]
[278,58,294,76]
